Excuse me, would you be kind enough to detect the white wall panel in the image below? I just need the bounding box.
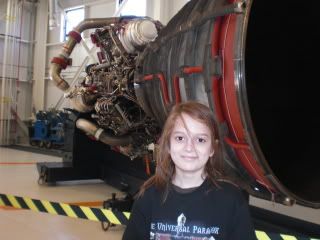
[146,0,189,25]
[0,0,6,34]
[32,0,48,112]
[171,0,189,19]
[0,0,35,124]
[87,1,115,18]
[45,79,71,110]
[16,82,32,120]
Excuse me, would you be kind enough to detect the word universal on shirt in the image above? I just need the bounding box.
[152,222,220,235]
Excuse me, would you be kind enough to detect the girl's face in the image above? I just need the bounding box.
[169,113,214,177]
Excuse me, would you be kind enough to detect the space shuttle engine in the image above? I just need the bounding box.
[51,16,163,159]
[50,0,320,209]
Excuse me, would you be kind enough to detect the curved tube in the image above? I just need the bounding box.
[69,95,94,113]
[50,62,70,91]
[50,18,120,92]
[76,118,97,136]
[74,18,120,33]
[76,118,133,146]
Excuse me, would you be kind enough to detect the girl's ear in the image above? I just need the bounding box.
[210,149,214,157]
[210,139,219,157]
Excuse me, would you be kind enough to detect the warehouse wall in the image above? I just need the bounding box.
[145,0,189,25]
[0,1,35,120]
[0,1,36,144]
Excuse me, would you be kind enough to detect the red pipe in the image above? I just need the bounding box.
[172,66,204,105]
[224,136,250,150]
[143,73,170,105]
[51,57,70,70]
[218,8,274,191]
[173,75,181,104]
[144,155,151,176]
[212,76,225,122]
[182,66,203,74]
[68,30,82,43]
[156,73,170,105]
[143,74,154,81]
[211,17,224,123]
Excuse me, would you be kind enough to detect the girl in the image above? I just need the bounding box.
[123,101,256,240]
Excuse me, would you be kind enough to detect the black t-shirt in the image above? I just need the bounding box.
[123,179,257,240]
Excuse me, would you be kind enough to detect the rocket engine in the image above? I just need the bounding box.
[51,17,162,159]
[50,0,320,209]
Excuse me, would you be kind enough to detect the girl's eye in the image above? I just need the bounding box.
[175,136,184,141]
[197,138,207,143]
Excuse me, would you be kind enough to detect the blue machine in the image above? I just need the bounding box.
[29,109,69,148]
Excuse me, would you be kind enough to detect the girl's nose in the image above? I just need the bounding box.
[185,138,194,152]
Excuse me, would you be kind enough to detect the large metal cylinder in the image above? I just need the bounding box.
[118,18,158,53]
[134,0,320,208]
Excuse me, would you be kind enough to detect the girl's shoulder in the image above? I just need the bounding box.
[216,179,241,191]
[135,184,162,202]
[210,179,248,204]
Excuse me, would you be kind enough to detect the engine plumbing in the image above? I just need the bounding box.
[52,17,162,159]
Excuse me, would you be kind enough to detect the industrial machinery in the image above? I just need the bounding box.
[29,109,69,148]
[37,0,320,237]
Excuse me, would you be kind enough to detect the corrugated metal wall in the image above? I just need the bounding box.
[0,0,35,145]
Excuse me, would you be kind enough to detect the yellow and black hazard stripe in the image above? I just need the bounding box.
[255,230,319,240]
[0,193,319,240]
[0,193,130,225]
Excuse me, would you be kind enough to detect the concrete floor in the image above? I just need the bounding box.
[0,147,125,240]
[0,146,319,240]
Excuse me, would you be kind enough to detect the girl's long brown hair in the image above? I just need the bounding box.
[138,101,224,201]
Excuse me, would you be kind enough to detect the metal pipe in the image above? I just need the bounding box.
[11,0,24,138]
[50,17,120,92]
[55,56,90,110]
[76,118,133,146]
[67,92,94,113]
[46,42,64,47]
[9,0,21,142]
[48,0,57,30]
[54,41,97,110]
[92,62,111,71]
[113,0,129,17]
[74,18,120,33]
[80,40,97,63]
[50,63,70,91]
[0,34,35,44]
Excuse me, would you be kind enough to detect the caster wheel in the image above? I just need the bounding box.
[45,141,52,149]
[101,221,112,231]
[39,141,45,148]
[38,175,45,185]
[38,166,47,185]
[101,202,115,231]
